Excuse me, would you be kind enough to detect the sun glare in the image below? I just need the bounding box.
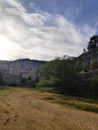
[0,36,10,60]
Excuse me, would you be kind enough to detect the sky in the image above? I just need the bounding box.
[0,0,98,61]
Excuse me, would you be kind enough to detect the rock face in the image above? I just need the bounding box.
[75,48,98,80]
[77,48,98,69]
[0,59,46,85]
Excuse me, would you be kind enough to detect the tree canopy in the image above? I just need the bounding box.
[87,35,98,51]
[38,57,81,95]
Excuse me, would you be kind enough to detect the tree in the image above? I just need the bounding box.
[83,48,86,53]
[38,58,81,95]
[87,35,98,51]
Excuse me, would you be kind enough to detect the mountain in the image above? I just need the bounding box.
[0,59,46,85]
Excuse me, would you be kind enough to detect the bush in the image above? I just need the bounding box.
[36,80,51,87]
[0,72,5,85]
[92,62,98,70]
[20,78,27,85]
[20,77,36,88]
[9,83,18,87]
[38,58,81,95]
[90,77,98,97]
[25,80,35,88]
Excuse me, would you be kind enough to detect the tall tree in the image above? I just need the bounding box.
[39,58,80,94]
[87,35,98,51]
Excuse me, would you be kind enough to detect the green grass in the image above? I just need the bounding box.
[43,96,98,114]
[36,87,55,93]
[0,86,16,94]
[54,100,98,113]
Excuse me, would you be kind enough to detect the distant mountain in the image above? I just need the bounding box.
[0,59,46,85]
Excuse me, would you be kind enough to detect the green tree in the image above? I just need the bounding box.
[87,35,98,51]
[39,58,80,95]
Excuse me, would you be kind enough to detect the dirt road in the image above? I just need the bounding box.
[0,88,98,130]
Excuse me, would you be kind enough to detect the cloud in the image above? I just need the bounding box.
[64,2,83,20]
[0,0,97,61]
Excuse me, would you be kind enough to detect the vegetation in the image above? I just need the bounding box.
[37,54,98,98]
[0,72,5,85]
[0,35,98,99]
[87,35,98,51]
[44,96,98,114]
[20,76,35,87]
[1,87,98,130]
[38,57,81,95]
[90,77,98,97]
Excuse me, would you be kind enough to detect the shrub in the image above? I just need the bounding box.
[92,62,98,70]
[25,80,35,88]
[90,77,98,97]
[36,80,51,87]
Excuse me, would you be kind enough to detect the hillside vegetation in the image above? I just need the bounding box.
[37,56,98,98]
[36,35,98,99]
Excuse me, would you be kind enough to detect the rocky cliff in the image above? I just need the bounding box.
[0,59,46,85]
[77,48,98,69]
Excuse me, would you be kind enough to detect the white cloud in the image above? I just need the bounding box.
[0,0,97,61]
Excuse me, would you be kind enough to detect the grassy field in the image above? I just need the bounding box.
[0,87,98,130]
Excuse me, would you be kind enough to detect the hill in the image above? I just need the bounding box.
[0,59,46,85]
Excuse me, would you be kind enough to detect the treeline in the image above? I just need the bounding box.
[37,56,98,98]
[0,75,36,87]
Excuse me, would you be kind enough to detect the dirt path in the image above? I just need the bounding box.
[0,88,98,130]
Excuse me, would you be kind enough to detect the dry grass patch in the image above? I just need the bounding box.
[0,87,98,130]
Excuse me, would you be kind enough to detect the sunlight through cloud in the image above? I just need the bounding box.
[0,0,97,60]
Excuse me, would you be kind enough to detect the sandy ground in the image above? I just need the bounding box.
[0,88,98,130]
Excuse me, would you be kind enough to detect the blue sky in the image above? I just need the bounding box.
[21,0,98,26]
[0,0,97,60]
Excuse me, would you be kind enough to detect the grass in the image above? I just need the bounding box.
[0,87,10,94]
[0,87,82,130]
[48,100,98,113]
[40,92,98,114]
[1,86,98,114]
[0,87,98,129]
[0,86,98,114]
[0,87,17,94]
[34,87,98,113]
[17,87,98,114]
